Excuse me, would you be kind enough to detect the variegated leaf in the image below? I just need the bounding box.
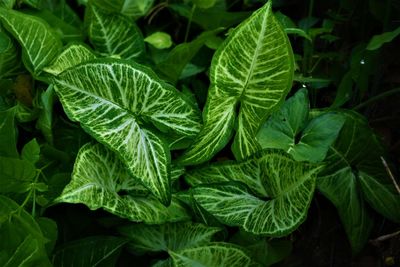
[118,222,221,254]
[169,243,253,267]
[0,29,21,79]
[0,8,62,74]
[91,0,154,19]
[43,43,96,75]
[177,89,236,165]
[178,2,294,164]
[185,158,268,198]
[56,143,190,223]
[86,3,144,60]
[53,58,201,204]
[192,151,321,236]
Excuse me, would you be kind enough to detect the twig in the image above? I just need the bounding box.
[370,230,400,246]
[381,156,400,195]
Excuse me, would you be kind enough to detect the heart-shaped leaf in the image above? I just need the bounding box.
[190,151,322,236]
[0,8,62,75]
[56,143,190,223]
[85,3,144,60]
[257,88,345,162]
[118,222,221,254]
[178,2,294,164]
[53,58,201,204]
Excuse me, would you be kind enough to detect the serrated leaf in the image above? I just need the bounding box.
[0,8,62,74]
[52,236,127,267]
[86,3,144,60]
[0,196,51,267]
[56,143,190,223]
[119,222,221,254]
[91,0,154,19]
[169,243,253,267]
[191,151,321,236]
[43,43,96,75]
[257,88,345,162]
[53,58,201,204]
[0,107,18,157]
[317,110,400,252]
[178,2,294,164]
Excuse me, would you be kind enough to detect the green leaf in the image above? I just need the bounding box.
[91,0,154,19]
[257,89,345,162]
[0,0,15,9]
[35,86,56,144]
[119,222,221,254]
[52,236,127,267]
[56,143,190,223]
[145,32,173,49]
[366,26,400,50]
[36,217,58,256]
[178,2,294,164]
[191,151,321,236]
[169,243,253,267]
[0,8,62,75]
[192,0,217,9]
[85,3,144,60]
[318,167,373,253]
[0,107,18,157]
[317,110,400,252]
[157,30,221,84]
[53,58,201,204]
[0,196,51,267]
[21,138,40,165]
[0,156,36,193]
[43,43,96,75]
[0,30,21,79]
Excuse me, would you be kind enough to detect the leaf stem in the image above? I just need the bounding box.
[184,4,196,42]
[380,156,400,195]
[353,87,400,110]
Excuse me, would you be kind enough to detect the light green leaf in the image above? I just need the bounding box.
[86,3,144,60]
[53,58,201,204]
[317,110,400,251]
[0,156,36,193]
[192,151,321,236]
[185,158,268,198]
[21,138,40,164]
[52,236,127,267]
[0,8,62,74]
[257,89,345,162]
[91,0,154,19]
[178,2,294,164]
[119,222,221,254]
[43,43,96,75]
[145,32,173,49]
[0,30,21,79]
[0,196,51,267]
[366,26,400,50]
[56,143,190,223]
[0,0,15,9]
[169,243,253,267]
[0,107,18,157]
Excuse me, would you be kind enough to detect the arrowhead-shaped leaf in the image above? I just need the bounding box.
[191,151,322,236]
[317,110,400,252]
[178,2,294,164]
[85,3,144,60]
[0,8,62,74]
[43,43,96,75]
[257,88,345,162]
[118,222,221,254]
[56,143,190,224]
[53,58,201,204]
[169,243,253,267]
